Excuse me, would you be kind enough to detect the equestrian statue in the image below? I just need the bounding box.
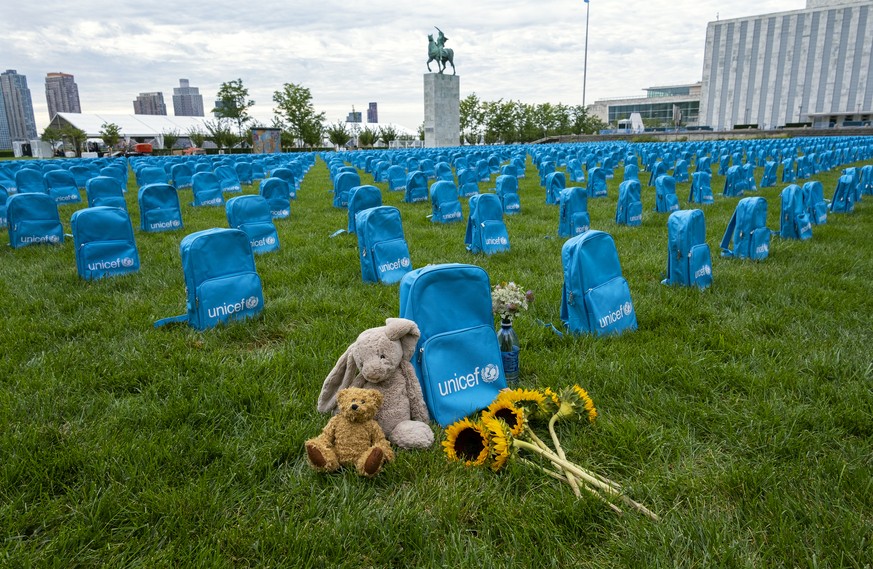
[426,27,455,75]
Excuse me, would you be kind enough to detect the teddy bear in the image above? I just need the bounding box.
[317,318,435,450]
[305,387,394,477]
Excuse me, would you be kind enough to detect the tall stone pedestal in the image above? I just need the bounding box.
[423,73,460,148]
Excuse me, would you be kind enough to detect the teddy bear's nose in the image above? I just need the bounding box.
[351,404,359,411]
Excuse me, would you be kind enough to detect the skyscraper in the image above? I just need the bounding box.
[0,69,38,147]
[133,92,167,115]
[0,91,11,150]
[367,102,378,124]
[45,72,81,120]
[172,78,204,116]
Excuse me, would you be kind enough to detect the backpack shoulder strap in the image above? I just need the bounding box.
[154,314,188,328]
[720,208,738,257]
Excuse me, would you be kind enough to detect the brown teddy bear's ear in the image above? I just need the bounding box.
[317,347,359,413]
[384,318,421,361]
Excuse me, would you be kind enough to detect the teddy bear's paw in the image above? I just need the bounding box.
[361,447,384,477]
[306,443,337,471]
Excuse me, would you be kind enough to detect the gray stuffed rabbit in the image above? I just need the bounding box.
[317,318,434,449]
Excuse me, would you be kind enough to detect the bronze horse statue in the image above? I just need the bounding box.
[426,30,455,75]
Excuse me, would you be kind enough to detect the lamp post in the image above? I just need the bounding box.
[583,0,590,108]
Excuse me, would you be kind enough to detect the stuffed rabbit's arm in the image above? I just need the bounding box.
[402,361,431,422]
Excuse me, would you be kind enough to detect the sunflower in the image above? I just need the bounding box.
[496,388,547,420]
[442,418,489,467]
[541,387,561,416]
[572,385,598,424]
[482,418,514,472]
[481,399,525,436]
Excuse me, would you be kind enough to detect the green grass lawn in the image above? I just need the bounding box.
[1,150,871,567]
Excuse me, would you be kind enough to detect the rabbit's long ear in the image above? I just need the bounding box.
[384,317,421,361]
[317,347,359,412]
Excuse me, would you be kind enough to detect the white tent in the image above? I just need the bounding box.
[50,112,213,139]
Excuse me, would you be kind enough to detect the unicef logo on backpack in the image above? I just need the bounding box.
[49,235,60,243]
[121,257,135,268]
[481,363,500,383]
[622,302,633,317]
[245,296,260,310]
[400,257,411,268]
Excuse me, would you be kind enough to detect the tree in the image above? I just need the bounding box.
[325,121,351,149]
[161,130,179,151]
[203,120,239,151]
[61,125,87,157]
[187,128,206,148]
[212,79,255,142]
[272,83,325,148]
[40,126,64,153]
[99,122,122,151]
[378,125,398,147]
[358,126,378,148]
[460,93,483,143]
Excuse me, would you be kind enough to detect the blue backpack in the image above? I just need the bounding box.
[494,175,521,214]
[829,174,856,214]
[465,193,510,255]
[429,181,463,224]
[70,206,140,280]
[6,193,64,249]
[259,177,292,219]
[226,195,280,254]
[615,180,643,226]
[0,186,7,229]
[662,209,712,289]
[86,176,127,210]
[191,172,225,207]
[44,169,83,205]
[404,171,429,203]
[544,171,565,204]
[557,186,590,237]
[155,228,264,330]
[654,175,680,213]
[720,197,771,260]
[761,161,777,187]
[333,171,361,208]
[347,185,383,233]
[355,206,413,284]
[270,169,298,198]
[689,172,714,204]
[587,167,608,197]
[456,168,479,197]
[802,181,827,225]
[560,230,638,336]
[138,183,183,232]
[399,263,507,426]
[779,185,813,240]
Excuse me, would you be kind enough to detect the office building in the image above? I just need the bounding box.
[699,0,873,129]
[589,83,701,128]
[45,72,81,120]
[172,78,204,116]
[0,69,38,148]
[133,92,167,115]
[367,102,378,124]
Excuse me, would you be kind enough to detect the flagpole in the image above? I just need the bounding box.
[583,0,590,108]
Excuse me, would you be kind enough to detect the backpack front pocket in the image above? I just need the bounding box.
[571,211,590,235]
[417,324,506,426]
[583,276,637,336]
[78,240,139,280]
[195,271,263,330]
[480,221,510,254]
[12,219,64,248]
[688,244,713,289]
[143,208,183,232]
[749,227,771,260]
[372,238,412,284]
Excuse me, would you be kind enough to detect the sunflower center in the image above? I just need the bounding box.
[494,408,519,428]
[455,428,485,461]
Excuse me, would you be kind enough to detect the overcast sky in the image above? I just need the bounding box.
[3,0,806,133]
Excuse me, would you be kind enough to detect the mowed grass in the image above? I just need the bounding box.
[1,148,871,568]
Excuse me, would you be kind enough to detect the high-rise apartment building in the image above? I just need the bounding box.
[45,72,81,120]
[0,69,38,149]
[367,102,378,124]
[133,92,167,115]
[172,78,204,116]
[0,90,11,150]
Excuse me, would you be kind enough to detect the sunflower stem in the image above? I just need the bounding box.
[548,414,583,499]
[519,458,624,516]
[512,439,658,521]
